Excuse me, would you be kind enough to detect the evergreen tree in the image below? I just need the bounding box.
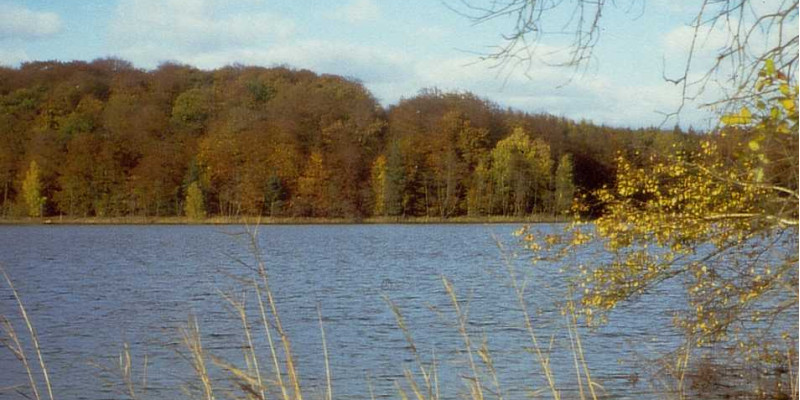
[264,174,286,217]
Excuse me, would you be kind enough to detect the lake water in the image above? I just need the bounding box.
[0,224,788,399]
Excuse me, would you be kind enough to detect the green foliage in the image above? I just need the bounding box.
[490,127,552,216]
[21,161,46,217]
[171,88,212,134]
[184,182,206,220]
[553,153,575,215]
[371,155,387,216]
[245,81,276,105]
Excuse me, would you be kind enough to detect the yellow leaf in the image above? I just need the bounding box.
[754,167,764,183]
[765,59,775,76]
[720,107,752,125]
[740,107,751,119]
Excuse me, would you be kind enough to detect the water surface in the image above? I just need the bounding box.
[0,224,717,399]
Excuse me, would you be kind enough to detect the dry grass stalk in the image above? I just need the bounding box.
[181,315,215,400]
[384,296,436,400]
[118,342,140,399]
[787,345,798,399]
[221,290,266,400]
[404,368,427,400]
[396,380,411,400]
[477,336,504,400]
[565,296,598,400]
[1,267,54,400]
[431,349,440,400]
[649,341,693,400]
[675,343,691,400]
[0,315,41,400]
[210,354,265,399]
[317,304,332,400]
[88,342,148,399]
[492,234,561,400]
[142,353,148,397]
[442,276,485,400]
[366,373,377,400]
[254,281,290,400]
[245,224,303,400]
[565,320,585,400]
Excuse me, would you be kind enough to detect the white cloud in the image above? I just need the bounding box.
[0,3,62,39]
[401,54,715,128]
[107,0,713,129]
[663,24,731,56]
[330,0,380,23]
[202,41,413,83]
[648,0,699,16]
[662,8,788,69]
[0,47,29,66]
[112,0,295,53]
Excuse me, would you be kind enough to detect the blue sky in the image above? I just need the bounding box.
[0,0,749,129]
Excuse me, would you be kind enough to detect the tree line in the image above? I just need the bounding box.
[2,58,700,219]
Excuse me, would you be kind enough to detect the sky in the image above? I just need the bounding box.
[0,0,755,129]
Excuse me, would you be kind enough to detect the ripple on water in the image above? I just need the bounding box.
[0,224,794,400]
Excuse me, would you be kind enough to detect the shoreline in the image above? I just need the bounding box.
[0,215,568,225]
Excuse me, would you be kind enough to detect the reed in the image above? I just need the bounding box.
[787,343,798,400]
[1,266,54,400]
[564,297,599,400]
[244,222,303,400]
[0,314,41,400]
[384,296,437,400]
[317,304,332,400]
[116,342,144,400]
[219,290,265,399]
[477,336,504,400]
[442,276,485,400]
[180,315,214,400]
[254,280,290,400]
[89,342,148,400]
[492,233,561,400]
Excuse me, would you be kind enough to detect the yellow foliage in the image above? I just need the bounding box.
[519,63,798,350]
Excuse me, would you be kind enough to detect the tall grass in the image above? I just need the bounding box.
[180,315,214,400]
[0,266,54,400]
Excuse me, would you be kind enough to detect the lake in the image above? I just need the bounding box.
[0,224,767,399]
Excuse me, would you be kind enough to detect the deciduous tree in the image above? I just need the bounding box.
[21,160,45,217]
[553,153,575,215]
[518,65,798,396]
[491,127,552,216]
[184,181,206,220]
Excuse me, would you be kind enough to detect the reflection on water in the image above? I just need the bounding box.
[0,224,786,399]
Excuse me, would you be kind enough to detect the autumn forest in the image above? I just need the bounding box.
[2,58,703,220]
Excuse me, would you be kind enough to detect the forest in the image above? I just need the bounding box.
[1,58,703,220]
